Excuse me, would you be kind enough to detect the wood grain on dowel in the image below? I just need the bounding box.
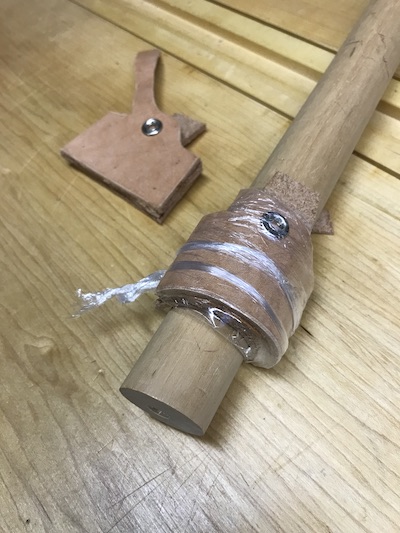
[121,0,400,435]
[253,0,400,209]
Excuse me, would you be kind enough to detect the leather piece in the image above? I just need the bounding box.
[173,114,206,146]
[266,171,333,234]
[157,189,314,368]
[61,50,204,223]
[312,209,334,235]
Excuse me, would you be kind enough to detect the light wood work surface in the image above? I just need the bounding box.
[1,0,399,531]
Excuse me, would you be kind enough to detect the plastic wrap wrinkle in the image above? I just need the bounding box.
[168,260,286,342]
[227,193,311,325]
[179,240,300,316]
[156,295,274,364]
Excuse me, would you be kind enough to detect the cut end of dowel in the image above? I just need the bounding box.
[120,388,205,436]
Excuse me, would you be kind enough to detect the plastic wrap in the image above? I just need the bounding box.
[156,188,314,367]
[75,270,166,316]
[75,189,314,369]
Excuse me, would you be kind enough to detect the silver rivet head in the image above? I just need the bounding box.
[261,211,289,238]
[141,117,163,136]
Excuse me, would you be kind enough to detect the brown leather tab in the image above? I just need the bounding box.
[312,209,334,235]
[265,172,333,234]
[173,114,206,146]
[61,50,204,223]
[132,49,160,110]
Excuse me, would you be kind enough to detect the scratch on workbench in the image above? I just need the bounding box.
[273,423,339,474]
[10,86,43,113]
[273,440,317,474]
[171,450,212,497]
[105,470,170,533]
[96,437,114,453]
[186,456,221,527]
[33,494,52,524]
[110,467,170,510]
[18,147,43,177]
[240,472,249,487]
[205,462,225,498]
[51,174,79,215]
[157,449,208,518]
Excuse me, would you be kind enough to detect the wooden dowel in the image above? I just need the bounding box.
[121,308,242,435]
[253,0,400,209]
[121,0,400,435]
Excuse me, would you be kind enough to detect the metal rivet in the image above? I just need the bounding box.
[261,211,289,238]
[141,117,163,136]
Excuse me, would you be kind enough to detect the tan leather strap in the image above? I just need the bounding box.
[132,49,159,110]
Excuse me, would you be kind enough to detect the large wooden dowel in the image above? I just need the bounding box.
[253,0,400,209]
[121,0,400,436]
[121,308,242,435]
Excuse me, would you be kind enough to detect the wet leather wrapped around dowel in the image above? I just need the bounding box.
[156,187,314,368]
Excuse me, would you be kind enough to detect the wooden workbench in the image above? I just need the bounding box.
[1,1,399,531]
